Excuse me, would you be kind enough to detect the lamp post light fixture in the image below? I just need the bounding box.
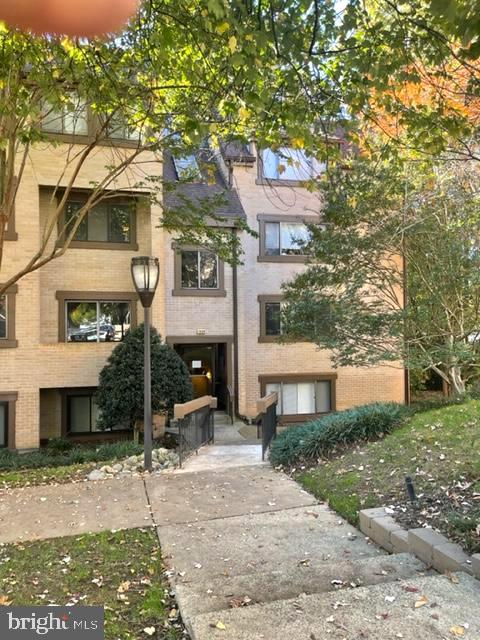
[131,256,160,472]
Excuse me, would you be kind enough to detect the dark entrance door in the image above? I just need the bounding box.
[174,343,228,410]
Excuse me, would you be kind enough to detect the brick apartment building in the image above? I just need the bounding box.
[0,121,405,451]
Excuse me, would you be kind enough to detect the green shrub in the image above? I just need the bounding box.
[0,441,144,472]
[95,324,193,430]
[269,402,408,467]
[45,437,74,454]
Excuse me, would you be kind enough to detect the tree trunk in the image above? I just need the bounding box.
[448,366,466,396]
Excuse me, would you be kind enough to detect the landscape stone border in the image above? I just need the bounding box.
[359,506,480,578]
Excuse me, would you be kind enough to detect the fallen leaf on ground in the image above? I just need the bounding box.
[143,627,155,636]
[117,581,130,593]
[229,596,253,608]
[0,595,12,606]
[403,586,419,593]
[450,626,465,637]
[414,595,428,608]
[215,621,227,630]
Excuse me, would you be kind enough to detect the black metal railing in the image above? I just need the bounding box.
[172,396,216,467]
[255,392,278,461]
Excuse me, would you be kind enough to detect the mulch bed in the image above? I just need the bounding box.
[384,481,480,554]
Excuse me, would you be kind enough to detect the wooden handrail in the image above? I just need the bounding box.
[256,392,278,415]
[174,395,217,419]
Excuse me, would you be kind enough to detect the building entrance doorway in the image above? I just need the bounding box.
[174,342,229,410]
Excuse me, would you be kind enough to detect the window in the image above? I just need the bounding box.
[65,200,134,245]
[0,402,7,447]
[106,113,140,141]
[66,391,129,434]
[181,250,218,289]
[66,300,131,343]
[0,295,6,339]
[259,295,283,342]
[260,375,336,420]
[0,285,18,348]
[261,148,325,182]
[173,246,226,297]
[266,380,332,416]
[265,221,310,256]
[173,155,202,181]
[266,302,281,335]
[42,93,88,136]
[258,215,320,263]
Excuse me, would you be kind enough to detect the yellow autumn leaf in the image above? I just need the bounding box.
[216,22,230,35]
[0,595,12,606]
[290,137,305,149]
[117,580,131,593]
[450,626,465,637]
[414,595,428,608]
[228,36,237,53]
[61,37,74,52]
[245,33,254,41]
[215,621,227,630]
[238,106,250,121]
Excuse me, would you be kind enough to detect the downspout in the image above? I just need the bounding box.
[232,226,240,416]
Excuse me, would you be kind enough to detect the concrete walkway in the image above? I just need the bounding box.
[155,441,480,640]
[1,432,479,639]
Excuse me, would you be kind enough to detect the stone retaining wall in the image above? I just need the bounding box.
[359,507,480,578]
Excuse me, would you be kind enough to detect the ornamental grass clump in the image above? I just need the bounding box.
[269,402,408,467]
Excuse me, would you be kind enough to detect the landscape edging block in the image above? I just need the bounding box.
[366,507,478,581]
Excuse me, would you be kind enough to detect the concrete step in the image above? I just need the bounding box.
[189,572,480,640]
[176,552,427,620]
[148,465,317,526]
[158,506,386,585]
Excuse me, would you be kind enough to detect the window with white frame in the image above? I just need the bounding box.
[42,93,88,135]
[261,147,325,181]
[265,379,333,416]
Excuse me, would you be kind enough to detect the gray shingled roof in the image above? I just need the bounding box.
[163,149,246,224]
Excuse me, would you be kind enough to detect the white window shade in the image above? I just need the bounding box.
[298,382,316,414]
[264,379,332,416]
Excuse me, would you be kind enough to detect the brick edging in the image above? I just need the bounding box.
[359,507,480,578]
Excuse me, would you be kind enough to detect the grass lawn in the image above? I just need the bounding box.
[0,528,184,640]
[297,399,480,553]
[0,462,100,489]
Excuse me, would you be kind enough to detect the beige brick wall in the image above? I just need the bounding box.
[164,233,234,338]
[231,152,404,417]
[0,142,164,449]
[1,139,404,449]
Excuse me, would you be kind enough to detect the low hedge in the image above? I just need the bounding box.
[269,402,408,467]
[0,440,144,472]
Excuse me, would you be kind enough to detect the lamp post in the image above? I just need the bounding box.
[131,256,160,472]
